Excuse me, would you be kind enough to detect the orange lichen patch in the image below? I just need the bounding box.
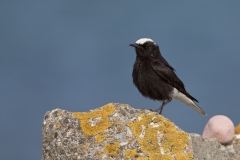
[137,125,159,153]
[80,145,87,152]
[136,157,148,160]
[95,134,106,143]
[104,141,120,155]
[163,131,189,154]
[72,103,115,135]
[125,149,138,158]
[56,123,61,129]
[97,149,103,155]
[127,113,193,160]
[149,153,174,160]
[175,152,194,160]
[127,113,156,137]
[235,123,240,134]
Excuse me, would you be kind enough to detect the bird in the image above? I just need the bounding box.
[129,38,206,115]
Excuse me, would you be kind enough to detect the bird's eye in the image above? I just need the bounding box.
[145,44,150,49]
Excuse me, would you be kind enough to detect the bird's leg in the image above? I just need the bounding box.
[154,98,172,114]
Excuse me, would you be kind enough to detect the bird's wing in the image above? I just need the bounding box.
[151,60,185,91]
[151,60,199,102]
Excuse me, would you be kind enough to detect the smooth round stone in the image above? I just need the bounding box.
[202,115,234,144]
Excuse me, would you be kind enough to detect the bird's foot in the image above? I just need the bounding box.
[149,108,162,114]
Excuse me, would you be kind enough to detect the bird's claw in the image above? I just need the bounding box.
[149,109,161,114]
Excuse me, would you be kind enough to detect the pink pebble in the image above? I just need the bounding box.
[202,115,234,144]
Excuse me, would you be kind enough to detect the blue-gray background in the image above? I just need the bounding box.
[1,1,240,159]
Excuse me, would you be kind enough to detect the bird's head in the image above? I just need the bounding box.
[129,38,160,58]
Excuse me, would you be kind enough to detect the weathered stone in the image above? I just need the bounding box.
[190,133,240,160]
[42,103,240,160]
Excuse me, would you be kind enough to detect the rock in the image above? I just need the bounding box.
[235,123,240,134]
[42,103,240,160]
[190,133,240,160]
[202,115,235,144]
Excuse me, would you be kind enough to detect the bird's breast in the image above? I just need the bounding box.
[132,59,172,100]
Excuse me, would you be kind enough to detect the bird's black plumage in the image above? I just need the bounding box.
[129,38,206,115]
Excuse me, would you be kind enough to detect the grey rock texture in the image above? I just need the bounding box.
[190,133,240,160]
[42,103,240,160]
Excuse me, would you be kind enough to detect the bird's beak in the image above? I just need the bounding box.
[129,43,139,48]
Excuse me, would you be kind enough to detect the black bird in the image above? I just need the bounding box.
[129,38,206,115]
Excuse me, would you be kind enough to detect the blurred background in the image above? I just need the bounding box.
[1,1,240,159]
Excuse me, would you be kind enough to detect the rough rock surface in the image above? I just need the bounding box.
[190,133,240,160]
[42,103,240,160]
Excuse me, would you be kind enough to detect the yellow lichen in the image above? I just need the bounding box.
[127,113,193,160]
[127,113,156,137]
[104,141,120,155]
[97,149,103,155]
[81,145,87,152]
[72,103,115,135]
[235,123,240,134]
[56,123,61,129]
[95,134,106,143]
[125,149,138,158]
[175,152,194,160]
[136,157,148,160]
[149,153,174,160]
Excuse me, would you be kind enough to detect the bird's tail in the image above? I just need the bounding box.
[188,101,207,116]
[170,88,207,116]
